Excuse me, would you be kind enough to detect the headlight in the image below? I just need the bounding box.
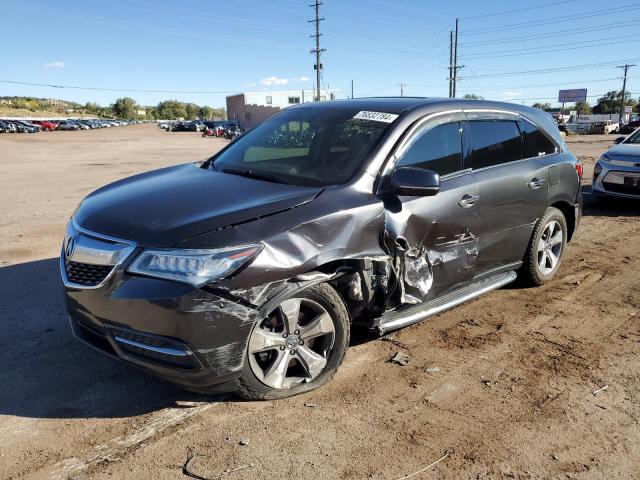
[593,163,602,182]
[128,244,262,287]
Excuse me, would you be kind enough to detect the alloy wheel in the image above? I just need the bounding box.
[537,220,563,275]
[248,298,336,390]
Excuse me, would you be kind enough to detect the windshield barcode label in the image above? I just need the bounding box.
[353,111,399,123]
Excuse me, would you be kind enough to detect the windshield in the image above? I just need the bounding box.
[625,129,640,144]
[209,107,394,186]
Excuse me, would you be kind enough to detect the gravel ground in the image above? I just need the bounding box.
[0,126,638,479]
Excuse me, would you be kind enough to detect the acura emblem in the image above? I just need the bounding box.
[65,235,76,258]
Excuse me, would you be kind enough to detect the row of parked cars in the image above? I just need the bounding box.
[0,118,140,133]
[158,119,245,140]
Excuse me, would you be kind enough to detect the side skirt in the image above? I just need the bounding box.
[375,270,517,335]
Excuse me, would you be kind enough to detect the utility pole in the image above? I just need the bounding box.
[617,64,635,125]
[351,79,354,99]
[448,30,453,98]
[399,83,406,97]
[453,18,460,97]
[309,1,325,102]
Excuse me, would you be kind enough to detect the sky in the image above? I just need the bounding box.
[1,0,639,109]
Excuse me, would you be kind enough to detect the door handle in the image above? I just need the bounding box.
[458,193,480,208]
[527,178,546,189]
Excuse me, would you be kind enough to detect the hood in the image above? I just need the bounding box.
[75,164,322,247]
[605,143,640,161]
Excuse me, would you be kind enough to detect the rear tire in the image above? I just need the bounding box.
[521,207,567,286]
[236,283,350,400]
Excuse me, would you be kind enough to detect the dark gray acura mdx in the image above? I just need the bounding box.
[61,98,582,399]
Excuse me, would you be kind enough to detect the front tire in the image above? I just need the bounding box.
[521,207,567,286]
[237,283,350,400]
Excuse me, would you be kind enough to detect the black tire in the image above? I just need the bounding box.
[520,207,568,286]
[236,283,350,400]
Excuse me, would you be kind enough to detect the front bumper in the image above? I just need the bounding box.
[592,158,640,199]
[63,264,261,392]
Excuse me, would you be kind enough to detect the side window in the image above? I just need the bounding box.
[397,122,463,176]
[468,120,522,169]
[519,119,556,158]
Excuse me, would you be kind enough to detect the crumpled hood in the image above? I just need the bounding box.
[605,143,640,161]
[75,163,322,247]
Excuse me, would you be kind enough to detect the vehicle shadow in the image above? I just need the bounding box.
[0,258,207,420]
[581,185,640,217]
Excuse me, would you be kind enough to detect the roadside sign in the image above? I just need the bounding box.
[558,89,587,103]
[625,105,633,113]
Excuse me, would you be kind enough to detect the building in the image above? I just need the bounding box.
[226,88,336,129]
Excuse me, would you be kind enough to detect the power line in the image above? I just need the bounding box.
[460,35,640,60]
[462,3,640,34]
[459,58,640,79]
[0,80,239,94]
[461,0,577,20]
[462,76,623,92]
[460,33,640,59]
[460,18,639,47]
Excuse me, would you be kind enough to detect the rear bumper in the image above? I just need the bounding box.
[64,271,261,392]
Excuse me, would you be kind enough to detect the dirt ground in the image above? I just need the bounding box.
[1,126,638,480]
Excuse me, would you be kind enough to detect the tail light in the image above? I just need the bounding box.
[575,162,583,179]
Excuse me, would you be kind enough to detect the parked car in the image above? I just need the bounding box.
[13,120,41,133]
[592,128,640,201]
[620,119,640,134]
[0,120,15,133]
[57,120,81,131]
[32,120,59,131]
[61,98,582,399]
[590,120,619,134]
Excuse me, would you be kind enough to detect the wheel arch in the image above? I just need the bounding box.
[550,200,576,242]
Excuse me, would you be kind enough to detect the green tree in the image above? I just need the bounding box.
[197,106,214,120]
[463,93,483,100]
[572,101,591,115]
[592,90,637,114]
[531,102,551,110]
[111,97,138,119]
[156,100,187,119]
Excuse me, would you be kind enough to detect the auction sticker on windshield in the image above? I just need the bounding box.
[353,111,399,123]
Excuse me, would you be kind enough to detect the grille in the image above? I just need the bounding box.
[65,259,114,287]
[602,182,640,196]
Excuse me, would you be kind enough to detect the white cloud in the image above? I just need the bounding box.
[260,76,289,86]
[499,91,522,100]
[247,75,311,89]
[43,61,65,69]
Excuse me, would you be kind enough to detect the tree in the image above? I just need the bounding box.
[184,103,199,120]
[531,102,551,110]
[156,100,187,120]
[198,106,214,120]
[592,90,637,114]
[572,101,591,115]
[111,97,138,119]
[463,93,483,100]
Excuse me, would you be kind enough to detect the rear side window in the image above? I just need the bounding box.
[468,120,522,169]
[397,122,463,176]
[519,119,556,158]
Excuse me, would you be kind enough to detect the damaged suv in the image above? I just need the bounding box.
[61,98,582,399]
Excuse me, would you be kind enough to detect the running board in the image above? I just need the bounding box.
[376,271,518,335]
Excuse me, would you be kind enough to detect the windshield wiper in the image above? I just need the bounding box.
[222,168,292,185]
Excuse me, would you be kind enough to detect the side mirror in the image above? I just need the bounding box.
[614,136,625,144]
[388,167,440,197]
